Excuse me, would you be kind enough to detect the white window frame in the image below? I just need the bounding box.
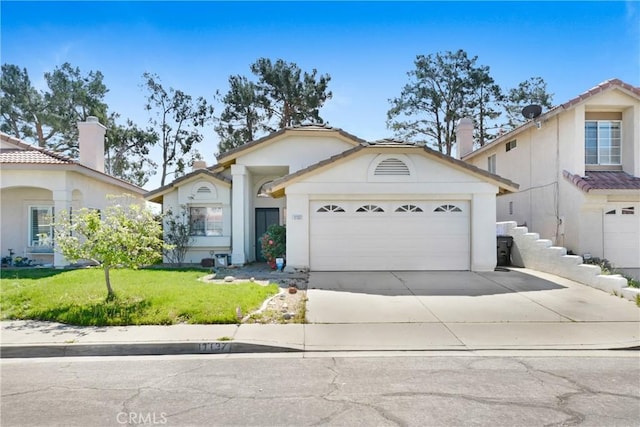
[28,205,54,248]
[585,120,621,165]
[189,206,223,236]
[487,154,496,174]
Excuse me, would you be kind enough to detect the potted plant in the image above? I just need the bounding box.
[260,224,286,269]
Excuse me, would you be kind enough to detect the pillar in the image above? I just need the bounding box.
[231,164,249,265]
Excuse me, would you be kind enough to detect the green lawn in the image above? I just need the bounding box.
[0,268,279,326]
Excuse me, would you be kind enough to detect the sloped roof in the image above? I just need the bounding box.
[144,166,230,204]
[216,123,367,166]
[563,170,640,193]
[0,132,145,194]
[463,78,640,160]
[0,133,74,164]
[267,140,519,197]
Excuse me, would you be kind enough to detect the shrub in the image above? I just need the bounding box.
[260,224,286,262]
[163,206,194,266]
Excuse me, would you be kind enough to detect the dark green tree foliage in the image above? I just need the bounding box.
[43,63,108,154]
[1,62,108,154]
[215,75,262,153]
[1,63,158,186]
[0,64,47,144]
[105,115,159,187]
[251,58,332,131]
[503,77,554,129]
[142,72,214,186]
[388,50,479,155]
[215,58,332,153]
[463,67,503,147]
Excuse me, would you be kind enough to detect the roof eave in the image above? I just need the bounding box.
[216,126,366,166]
[144,168,230,201]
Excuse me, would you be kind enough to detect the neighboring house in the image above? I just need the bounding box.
[0,117,146,267]
[461,79,640,277]
[146,124,518,271]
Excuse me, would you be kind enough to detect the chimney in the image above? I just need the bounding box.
[77,116,106,173]
[456,117,474,160]
[192,160,207,171]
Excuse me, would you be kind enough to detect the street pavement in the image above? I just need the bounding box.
[1,268,639,357]
[2,352,639,426]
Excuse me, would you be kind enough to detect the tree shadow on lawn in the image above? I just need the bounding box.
[0,268,70,280]
[27,298,153,327]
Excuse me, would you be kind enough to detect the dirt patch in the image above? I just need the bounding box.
[204,263,309,324]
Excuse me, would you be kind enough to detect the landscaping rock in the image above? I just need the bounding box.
[224,276,235,282]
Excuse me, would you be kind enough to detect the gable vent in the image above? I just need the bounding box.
[196,186,212,194]
[374,158,410,176]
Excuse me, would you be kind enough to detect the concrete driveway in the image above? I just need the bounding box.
[306,269,640,324]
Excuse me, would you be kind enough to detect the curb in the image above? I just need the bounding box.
[0,341,303,359]
[2,342,639,359]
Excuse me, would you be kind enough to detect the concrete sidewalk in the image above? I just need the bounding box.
[2,318,639,358]
[2,268,639,358]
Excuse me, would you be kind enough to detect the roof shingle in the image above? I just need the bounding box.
[0,148,74,164]
[563,170,640,192]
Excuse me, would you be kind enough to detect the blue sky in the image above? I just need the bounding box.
[2,1,638,189]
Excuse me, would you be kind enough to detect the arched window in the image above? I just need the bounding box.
[257,181,274,198]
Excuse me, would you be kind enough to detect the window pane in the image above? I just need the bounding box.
[190,207,223,236]
[30,207,54,246]
[205,207,223,236]
[585,120,621,165]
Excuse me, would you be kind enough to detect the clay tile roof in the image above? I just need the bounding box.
[0,148,74,164]
[0,132,75,164]
[563,170,640,192]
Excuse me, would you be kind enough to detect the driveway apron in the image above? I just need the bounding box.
[306,269,640,324]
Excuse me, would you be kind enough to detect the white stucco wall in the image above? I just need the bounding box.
[237,134,356,173]
[467,88,640,267]
[228,132,357,264]
[158,175,232,264]
[1,168,144,266]
[283,151,500,271]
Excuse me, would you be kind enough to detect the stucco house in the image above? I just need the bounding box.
[0,117,146,267]
[461,79,640,277]
[146,124,518,271]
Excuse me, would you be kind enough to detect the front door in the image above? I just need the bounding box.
[255,208,280,262]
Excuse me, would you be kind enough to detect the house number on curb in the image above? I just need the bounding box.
[198,342,230,353]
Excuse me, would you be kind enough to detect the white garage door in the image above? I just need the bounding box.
[604,205,640,268]
[310,200,470,271]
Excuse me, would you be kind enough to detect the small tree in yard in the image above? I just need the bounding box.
[162,206,194,266]
[54,195,168,299]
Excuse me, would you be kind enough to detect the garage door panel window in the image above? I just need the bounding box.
[316,204,345,213]
[434,204,463,213]
[356,204,384,213]
[395,204,423,213]
[622,207,635,215]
